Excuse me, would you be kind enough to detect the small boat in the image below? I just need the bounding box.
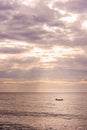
[55,98,63,101]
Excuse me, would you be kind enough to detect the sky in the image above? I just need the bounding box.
[0,0,87,92]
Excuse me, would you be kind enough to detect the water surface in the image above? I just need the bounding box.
[0,92,87,130]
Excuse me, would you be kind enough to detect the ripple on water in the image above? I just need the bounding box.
[0,123,38,130]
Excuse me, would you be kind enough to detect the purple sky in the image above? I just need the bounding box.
[0,0,87,92]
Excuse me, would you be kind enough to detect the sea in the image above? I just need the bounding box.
[0,92,87,130]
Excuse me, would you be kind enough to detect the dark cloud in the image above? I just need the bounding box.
[0,47,26,54]
[0,65,86,81]
[7,57,40,64]
[0,54,87,81]
[67,0,87,13]
[0,0,14,10]
[0,0,87,47]
[54,0,87,13]
[0,0,59,44]
[0,14,8,21]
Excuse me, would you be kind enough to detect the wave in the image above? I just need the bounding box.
[0,122,37,130]
[0,110,87,120]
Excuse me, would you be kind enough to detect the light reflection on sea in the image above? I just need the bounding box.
[0,92,87,130]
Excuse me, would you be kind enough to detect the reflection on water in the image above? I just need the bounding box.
[0,92,87,130]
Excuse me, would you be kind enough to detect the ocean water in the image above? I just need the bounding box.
[0,92,87,130]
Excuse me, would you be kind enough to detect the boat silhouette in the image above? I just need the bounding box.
[55,98,63,101]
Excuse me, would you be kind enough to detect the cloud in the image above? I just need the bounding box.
[0,0,87,48]
[0,0,14,10]
[0,47,26,54]
[0,0,87,91]
[53,0,87,13]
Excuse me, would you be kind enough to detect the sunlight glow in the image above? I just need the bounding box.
[57,0,69,2]
[19,0,39,7]
[0,40,85,69]
[21,0,33,5]
[43,24,57,33]
[0,40,29,47]
[60,14,78,23]
[82,20,87,30]
[48,0,68,13]
[58,10,66,15]
[25,46,85,64]
[2,79,87,87]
